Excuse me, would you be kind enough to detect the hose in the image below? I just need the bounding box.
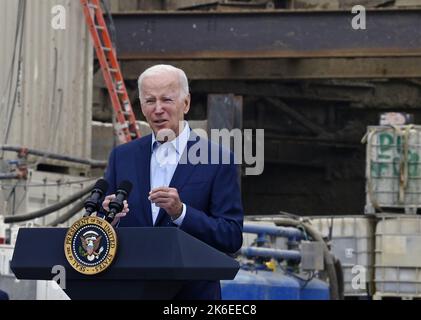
[4,183,93,223]
[48,195,89,226]
[333,255,345,300]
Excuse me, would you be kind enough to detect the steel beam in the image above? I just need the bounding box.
[112,9,421,59]
[120,57,421,79]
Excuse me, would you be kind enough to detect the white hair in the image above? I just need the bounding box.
[137,64,189,102]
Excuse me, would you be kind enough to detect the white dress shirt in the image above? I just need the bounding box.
[150,121,190,225]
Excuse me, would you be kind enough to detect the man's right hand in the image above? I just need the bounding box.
[102,194,129,227]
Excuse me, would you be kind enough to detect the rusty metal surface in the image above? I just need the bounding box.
[111,9,421,59]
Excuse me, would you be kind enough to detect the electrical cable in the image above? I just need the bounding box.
[278,263,316,290]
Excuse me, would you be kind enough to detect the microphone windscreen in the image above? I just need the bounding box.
[118,180,133,194]
[94,178,109,193]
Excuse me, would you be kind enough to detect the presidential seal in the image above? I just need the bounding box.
[64,216,117,275]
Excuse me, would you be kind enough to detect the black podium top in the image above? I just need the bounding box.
[11,227,239,281]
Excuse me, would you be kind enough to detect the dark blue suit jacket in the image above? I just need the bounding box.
[0,289,9,300]
[104,131,243,299]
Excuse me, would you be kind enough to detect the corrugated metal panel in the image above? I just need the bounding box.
[0,0,20,139]
[0,0,93,167]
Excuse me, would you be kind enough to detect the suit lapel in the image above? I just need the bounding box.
[169,133,199,191]
[135,135,153,227]
[154,132,199,226]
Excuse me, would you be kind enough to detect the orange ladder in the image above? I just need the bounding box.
[80,0,140,144]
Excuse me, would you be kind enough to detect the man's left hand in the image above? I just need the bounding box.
[148,187,183,219]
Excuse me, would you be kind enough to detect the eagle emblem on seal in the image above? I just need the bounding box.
[79,231,104,261]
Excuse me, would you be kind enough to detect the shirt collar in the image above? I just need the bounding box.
[151,121,190,155]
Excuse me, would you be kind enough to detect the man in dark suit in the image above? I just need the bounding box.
[103,64,243,299]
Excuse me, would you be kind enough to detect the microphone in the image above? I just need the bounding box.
[105,180,133,223]
[83,179,109,217]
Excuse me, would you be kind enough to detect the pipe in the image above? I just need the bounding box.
[241,246,301,262]
[0,145,107,168]
[243,223,303,240]
[4,183,93,223]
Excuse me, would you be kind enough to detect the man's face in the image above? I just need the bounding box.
[140,71,190,139]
